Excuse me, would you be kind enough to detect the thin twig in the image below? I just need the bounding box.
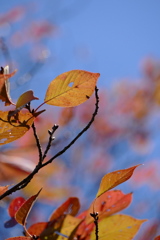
[90,212,99,240]
[32,122,43,164]
[0,87,99,200]
[43,124,59,161]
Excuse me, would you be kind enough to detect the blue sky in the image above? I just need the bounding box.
[1,0,160,100]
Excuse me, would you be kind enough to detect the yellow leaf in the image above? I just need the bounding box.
[16,90,39,109]
[96,165,140,198]
[0,110,34,145]
[44,70,100,107]
[91,214,147,240]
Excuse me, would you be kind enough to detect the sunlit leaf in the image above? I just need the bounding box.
[15,189,42,226]
[49,197,80,221]
[44,70,100,107]
[0,185,8,195]
[8,197,25,218]
[86,190,132,224]
[16,90,39,109]
[90,214,147,240]
[0,110,34,145]
[96,165,140,198]
[0,66,17,106]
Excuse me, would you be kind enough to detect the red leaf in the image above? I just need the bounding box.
[8,197,25,218]
[15,189,42,226]
[28,222,48,236]
[49,197,80,221]
[86,190,132,224]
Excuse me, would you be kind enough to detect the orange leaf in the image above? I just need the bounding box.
[16,90,39,109]
[86,190,132,224]
[0,66,17,106]
[90,214,147,240]
[28,222,48,236]
[96,165,140,198]
[0,110,34,145]
[49,197,80,221]
[15,189,42,227]
[44,70,100,107]
[0,185,8,195]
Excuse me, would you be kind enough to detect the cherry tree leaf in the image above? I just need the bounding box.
[90,214,147,240]
[0,66,17,106]
[96,165,140,198]
[28,222,48,236]
[44,70,100,107]
[8,197,25,218]
[155,236,160,240]
[0,110,34,145]
[16,90,39,109]
[86,190,132,224]
[15,189,42,227]
[0,185,8,195]
[40,215,82,240]
[49,197,80,221]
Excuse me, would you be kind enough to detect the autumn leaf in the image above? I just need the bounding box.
[86,190,132,224]
[8,197,25,218]
[28,222,48,236]
[0,110,34,145]
[155,236,160,240]
[40,215,82,240]
[90,214,147,240]
[44,70,100,107]
[96,165,140,198]
[49,197,80,221]
[16,90,39,109]
[0,66,17,106]
[0,185,8,195]
[15,189,42,227]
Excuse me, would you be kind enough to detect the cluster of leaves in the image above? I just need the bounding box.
[4,165,147,240]
[0,65,152,240]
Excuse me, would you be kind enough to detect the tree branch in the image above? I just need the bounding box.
[0,87,99,200]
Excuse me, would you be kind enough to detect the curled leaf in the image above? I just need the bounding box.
[16,90,39,109]
[0,66,17,106]
[44,70,100,107]
[8,197,26,218]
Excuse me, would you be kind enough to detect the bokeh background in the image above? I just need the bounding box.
[1,1,160,239]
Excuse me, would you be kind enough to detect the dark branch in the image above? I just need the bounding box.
[0,87,99,200]
[90,212,99,240]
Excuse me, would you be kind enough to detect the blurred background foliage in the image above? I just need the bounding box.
[1,1,160,239]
